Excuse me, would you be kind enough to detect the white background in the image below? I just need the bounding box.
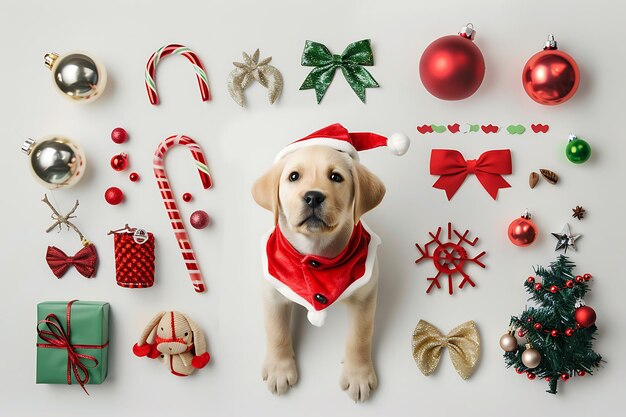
[1,0,624,415]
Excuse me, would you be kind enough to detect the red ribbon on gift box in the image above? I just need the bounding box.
[36,300,109,395]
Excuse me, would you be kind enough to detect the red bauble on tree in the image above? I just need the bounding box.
[419,24,485,100]
[522,35,580,105]
[574,305,596,328]
[508,210,538,247]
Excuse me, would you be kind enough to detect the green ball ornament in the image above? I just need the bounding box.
[565,134,591,164]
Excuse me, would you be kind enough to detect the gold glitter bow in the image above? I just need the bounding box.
[411,320,480,380]
[227,49,283,107]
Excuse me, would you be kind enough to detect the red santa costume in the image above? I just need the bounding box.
[262,124,410,326]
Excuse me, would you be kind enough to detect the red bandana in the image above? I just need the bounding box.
[264,222,378,325]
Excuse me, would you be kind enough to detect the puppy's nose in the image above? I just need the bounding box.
[304,191,325,208]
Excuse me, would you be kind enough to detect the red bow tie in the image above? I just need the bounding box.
[430,149,512,200]
[46,244,98,278]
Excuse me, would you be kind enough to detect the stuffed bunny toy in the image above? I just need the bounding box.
[132,311,210,376]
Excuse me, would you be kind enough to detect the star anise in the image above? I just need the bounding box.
[572,206,585,220]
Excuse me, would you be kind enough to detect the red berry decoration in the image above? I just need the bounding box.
[105,187,124,205]
[575,275,584,283]
[533,323,542,330]
[574,306,597,328]
[522,35,580,106]
[560,373,569,381]
[110,153,129,171]
[515,367,524,374]
[129,172,140,182]
[577,370,586,376]
[182,192,193,202]
[534,283,543,291]
[111,127,128,144]
[565,280,574,288]
[527,372,536,380]
[565,328,574,337]
[527,276,535,284]
[419,24,485,100]
[550,285,558,293]
[190,210,210,229]
[583,273,592,281]
[550,330,558,337]
[545,377,551,382]
[517,329,525,338]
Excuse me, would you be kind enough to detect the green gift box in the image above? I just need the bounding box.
[36,301,109,388]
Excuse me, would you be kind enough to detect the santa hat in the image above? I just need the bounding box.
[274,123,410,162]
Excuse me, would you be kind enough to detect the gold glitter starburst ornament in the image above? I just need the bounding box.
[227,49,283,107]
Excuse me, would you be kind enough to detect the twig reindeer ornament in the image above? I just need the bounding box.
[133,311,210,376]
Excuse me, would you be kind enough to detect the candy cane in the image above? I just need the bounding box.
[145,44,211,105]
[153,135,212,293]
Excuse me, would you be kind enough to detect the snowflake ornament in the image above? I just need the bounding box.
[415,223,486,295]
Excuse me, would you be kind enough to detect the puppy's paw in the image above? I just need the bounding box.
[262,355,298,395]
[340,362,378,402]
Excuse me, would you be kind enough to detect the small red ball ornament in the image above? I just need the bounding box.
[550,285,558,293]
[560,373,569,381]
[550,330,559,337]
[182,192,193,202]
[419,24,485,100]
[190,210,210,229]
[575,275,584,283]
[565,328,574,337]
[583,273,592,281]
[533,323,542,330]
[517,329,525,338]
[534,283,543,291]
[522,35,580,106]
[104,186,124,205]
[515,367,524,374]
[565,280,574,288]
[129,172,140,182]
[545,377,551,382]
[527,372,536,380]
[111,127,128,144]
[574,306,596,328]
[577,370,586,376]
[110,153,128,171]
[508,210,538,247]
[527,276,535,284]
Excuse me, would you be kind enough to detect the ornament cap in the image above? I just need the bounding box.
[568,133,578,142]
[459,23,476,40]
[525,343,532,349]
[43,52,60,70]
[521,209,531,220]
[543,34,558,50]
[21,138,36,155]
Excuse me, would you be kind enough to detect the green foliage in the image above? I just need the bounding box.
[503,255,602,394]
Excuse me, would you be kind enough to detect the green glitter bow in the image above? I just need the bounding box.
[299,39,379,103]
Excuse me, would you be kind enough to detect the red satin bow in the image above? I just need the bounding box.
[36,300,108,395]
[430,149,512,200]
[46,244,98,278]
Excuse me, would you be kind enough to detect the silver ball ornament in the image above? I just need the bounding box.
[22,136,86,189]
[499,332,518,352]
[521,345,542,369]
[44,51,107,102]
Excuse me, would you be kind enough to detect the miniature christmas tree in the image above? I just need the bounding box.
[499,255,602,394]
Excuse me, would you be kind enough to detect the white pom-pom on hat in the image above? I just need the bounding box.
[307,310,327,327]
[387,132,410,156]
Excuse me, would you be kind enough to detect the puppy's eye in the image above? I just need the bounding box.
[330,173,343,183]
[288,172,300,182]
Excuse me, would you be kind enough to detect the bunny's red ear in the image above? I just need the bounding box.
[133,343,151,357]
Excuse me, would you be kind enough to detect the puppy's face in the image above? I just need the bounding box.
[253,145,385,238]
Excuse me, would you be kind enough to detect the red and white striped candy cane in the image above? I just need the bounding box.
[145,44,211,105]
[153,135,212,293]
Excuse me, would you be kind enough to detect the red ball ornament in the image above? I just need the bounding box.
[550,285,558,294]
[534,283,543,291]
[575,275,584,283]
[565,280,574,288]
[527,276,535,284]
[577,370,586,377]
[129,172,140,182]
[190,210,210,229]
[565,328,574,337]
[419,24,485,100]
[508,211,538,247]
[560,373,569,381]
[110,153,128,171]
[517,329,526,338]
[550,330,559,337]
[515,367,524,374]
[522,35,580,105]
[104,186,124,205]
[545,377,551,382]
[583,273,592,281]
[527,372,536,380]
[182,192,193,202]
[111,127,128,144]
[533,323,542,330]
[574,306,596,328]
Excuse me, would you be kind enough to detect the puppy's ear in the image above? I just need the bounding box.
[352,161,386,223]
[251,162,283,225]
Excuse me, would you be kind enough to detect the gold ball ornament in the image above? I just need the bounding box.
[21,136,86,189]
[521,345,542,368]
[44,51,107,102]
[499,332,518,352]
